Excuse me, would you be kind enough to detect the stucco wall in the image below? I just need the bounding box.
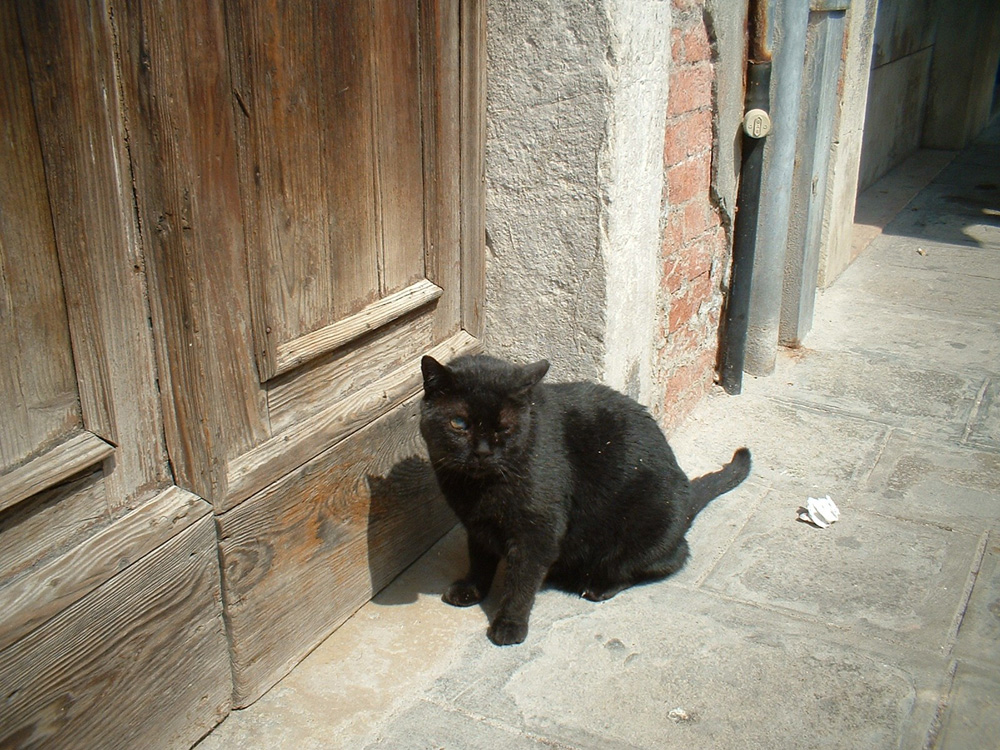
[484,2,611,382]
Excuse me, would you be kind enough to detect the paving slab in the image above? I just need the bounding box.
[965,377,1000,451]
[862,233,1000,280]
[821,248,1000,319]
[746,347,984,441]
[700,496,982,653]
[665,478,769,587]
[808,294,1000,375]
[934,662,1000,750]
[365,700,577,750]
[410,589,945,750]
[952,534,1000,668]
[671,390,888,496]
[864,430,1000,532]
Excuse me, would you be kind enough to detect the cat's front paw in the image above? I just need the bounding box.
[442,580,485,607]
[487,616,528,646]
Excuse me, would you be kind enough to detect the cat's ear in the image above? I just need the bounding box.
[421,355,454,396]
[511,359,549,401]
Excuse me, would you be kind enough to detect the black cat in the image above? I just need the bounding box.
[419,353,750,646]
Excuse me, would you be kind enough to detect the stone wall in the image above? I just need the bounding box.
[485,0,745,432]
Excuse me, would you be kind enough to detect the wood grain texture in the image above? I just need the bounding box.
[114,0,269,502]
[0,516,231,750]
[374,0,426,296]
[274,279,442,376]
[0,485,209,652]
[227,0,380,380]
[267,308,437,436]
[17,0,169,508]
[460,0,487,337]
[223,330,480,512]
[217,396,456,707]
[0,471,108,587]
[0,3,82,472]
[421,0,464,342]
[0,432,114,515]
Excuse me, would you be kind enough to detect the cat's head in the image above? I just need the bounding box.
[418,354,549,478]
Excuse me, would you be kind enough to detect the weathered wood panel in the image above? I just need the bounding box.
[0,485,209,652]
[266,307,438,435]
[0,515,231,750]
[217,397,456,707]
[0,432,113,515]
[224,330,479,512]
[0,471,108,588]
[274,279,442,376]
[227,0,380,380]
[460,0,487,337]
[374,0,426,295]
[421,0,464,342]
[0,2,81,472]
[114,0,269,502]
[17,0,169,507]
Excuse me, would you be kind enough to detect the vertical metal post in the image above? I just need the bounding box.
[719,0,772,395]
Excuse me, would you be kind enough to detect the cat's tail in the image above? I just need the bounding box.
[687,447,751,519]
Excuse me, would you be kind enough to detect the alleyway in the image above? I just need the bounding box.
[197,117,1000,749]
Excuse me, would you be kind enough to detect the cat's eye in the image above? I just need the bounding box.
[449,416,468,431]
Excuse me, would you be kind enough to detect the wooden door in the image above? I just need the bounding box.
[1,0,484,728]
[115,0,485,706]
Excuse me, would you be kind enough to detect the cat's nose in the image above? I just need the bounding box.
[474,439,492,457]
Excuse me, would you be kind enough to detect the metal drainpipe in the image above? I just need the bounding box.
[719,0,772,395]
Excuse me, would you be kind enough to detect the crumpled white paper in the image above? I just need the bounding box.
[797,495,840,528]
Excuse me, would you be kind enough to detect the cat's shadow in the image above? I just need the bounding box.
[364,457,503,621]
[361,458,470,606]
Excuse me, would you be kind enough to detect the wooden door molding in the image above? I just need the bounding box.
[9,0,170,509]
[271,279,444,378]
[460,0,487,338]
[228,0,465,385]
[0,432,114,516]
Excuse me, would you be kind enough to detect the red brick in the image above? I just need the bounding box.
[662,117,689,165]
[663,109,712,167]
[666,154,711,205]
[661,349,716,420]
[664,320,700,353]
[681,200,712,241]
[684,237,716,281]
[680,21,712,64]
[668,267,715,327]
[667,288,699,332]
[662,257,683,293]
[668,63,713,116]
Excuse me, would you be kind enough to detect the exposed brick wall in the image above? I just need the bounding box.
[656,0,731,433]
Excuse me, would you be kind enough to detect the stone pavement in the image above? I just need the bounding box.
[196,120,1000,750]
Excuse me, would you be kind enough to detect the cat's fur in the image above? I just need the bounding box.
[419,353,751,646]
